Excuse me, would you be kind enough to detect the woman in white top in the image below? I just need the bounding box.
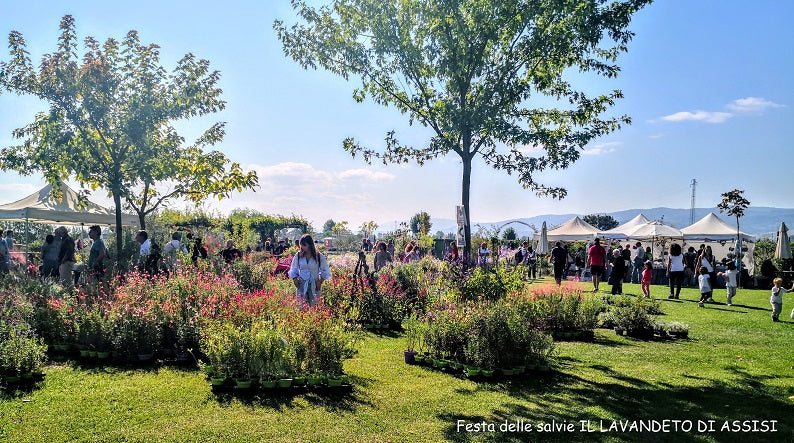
[288,234,332,307]
[477,242,490,267]
[666,243,685,299]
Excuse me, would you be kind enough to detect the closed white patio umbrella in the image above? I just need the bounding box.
[775,222,791,260]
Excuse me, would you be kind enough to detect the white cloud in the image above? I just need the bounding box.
[659,97,784,124]
[661,111,733,124]
[338,169,395,181]
[726,97,785,113]
[648,134,665,139]
[583,142,619,156]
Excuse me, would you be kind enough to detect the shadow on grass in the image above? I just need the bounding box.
[210,374,376,413]
[439,367,794,442]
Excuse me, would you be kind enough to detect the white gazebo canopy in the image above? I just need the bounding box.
[627,221,684,241]
[0,182,139,227]
[599,213,652,239]
[538,216,599,242]
[681,212,755,243]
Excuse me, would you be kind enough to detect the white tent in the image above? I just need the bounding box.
[599,214,651,239]
[681,213,755,275]
[680,212,755,242]
[0,182,139,227]
[538,216,599,242]
[628,221,683,241]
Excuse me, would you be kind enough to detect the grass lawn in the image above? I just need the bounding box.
[2,280,793,442]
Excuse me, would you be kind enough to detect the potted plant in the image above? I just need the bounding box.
[401,315,422,364]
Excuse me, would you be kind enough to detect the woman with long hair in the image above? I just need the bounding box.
[697,245,717,302]
[288,234,332,307]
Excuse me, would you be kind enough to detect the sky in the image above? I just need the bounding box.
[0,1,792,232]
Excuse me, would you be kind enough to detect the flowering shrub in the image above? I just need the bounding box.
[0,282,48,376]
[512,283,604,333]
[419,298,555,369]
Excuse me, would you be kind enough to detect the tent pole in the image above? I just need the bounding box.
[25,216,30,266]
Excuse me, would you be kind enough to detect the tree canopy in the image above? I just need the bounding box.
[276,0,651,256]
[583,214,619,231]
[409,211,432,236]
[0,16,257,257]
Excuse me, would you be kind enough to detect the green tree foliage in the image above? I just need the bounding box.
[323,219,337,236]
[275,0,651,256]
[717,189,750,236]
[583,214,619,231]
[502,227,517,241]
[409,211,432,236]
[358,220,378,237]
[0,16,257,257]
[331,221,351,236]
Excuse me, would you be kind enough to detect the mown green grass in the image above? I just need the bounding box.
[2,279,793,442]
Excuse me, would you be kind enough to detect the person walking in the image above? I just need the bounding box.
[641,261,653,298]
[587,238,607,293]
[632,242,645,283]
[56,227,76,291]
[288,234,332,307]
[526,245,537,279]
[697,246,717,302]
[550,241,568,285]
[609,249,627,295]
[666,243,685,299]
[87,225,107,281]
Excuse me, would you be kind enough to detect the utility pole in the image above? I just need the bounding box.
[689,179,697,225]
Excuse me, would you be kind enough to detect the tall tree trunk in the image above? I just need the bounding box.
[113,192,123,260]
[461,155,472,260]
[138,211,147,230]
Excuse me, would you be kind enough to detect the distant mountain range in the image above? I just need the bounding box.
[420,207,794,240]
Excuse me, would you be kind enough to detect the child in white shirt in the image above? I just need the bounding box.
[697,266,711,308]
[718,262,739,306]
[771,277,794,322]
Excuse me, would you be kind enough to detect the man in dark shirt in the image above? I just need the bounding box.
[273,240,286,256]
[550,241,568,285]
[221,240,243,264]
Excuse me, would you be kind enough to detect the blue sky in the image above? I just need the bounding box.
[0,1,791,231]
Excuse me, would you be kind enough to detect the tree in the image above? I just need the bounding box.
[358,220,379,237]
[275,0,650,257]
[409,211,432,236]
[718,189,750,285]
[322,219,337,236]
[502,227,517,241]
[0,15,257,258]
[583,214,619,231]
[331,221,351,236]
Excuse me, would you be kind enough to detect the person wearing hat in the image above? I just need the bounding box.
[56,227,76,290]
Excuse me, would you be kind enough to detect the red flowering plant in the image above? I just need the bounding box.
[106,272,166,357]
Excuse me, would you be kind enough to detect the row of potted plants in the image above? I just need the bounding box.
[200,292,359,392]
[401,297,556,374]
